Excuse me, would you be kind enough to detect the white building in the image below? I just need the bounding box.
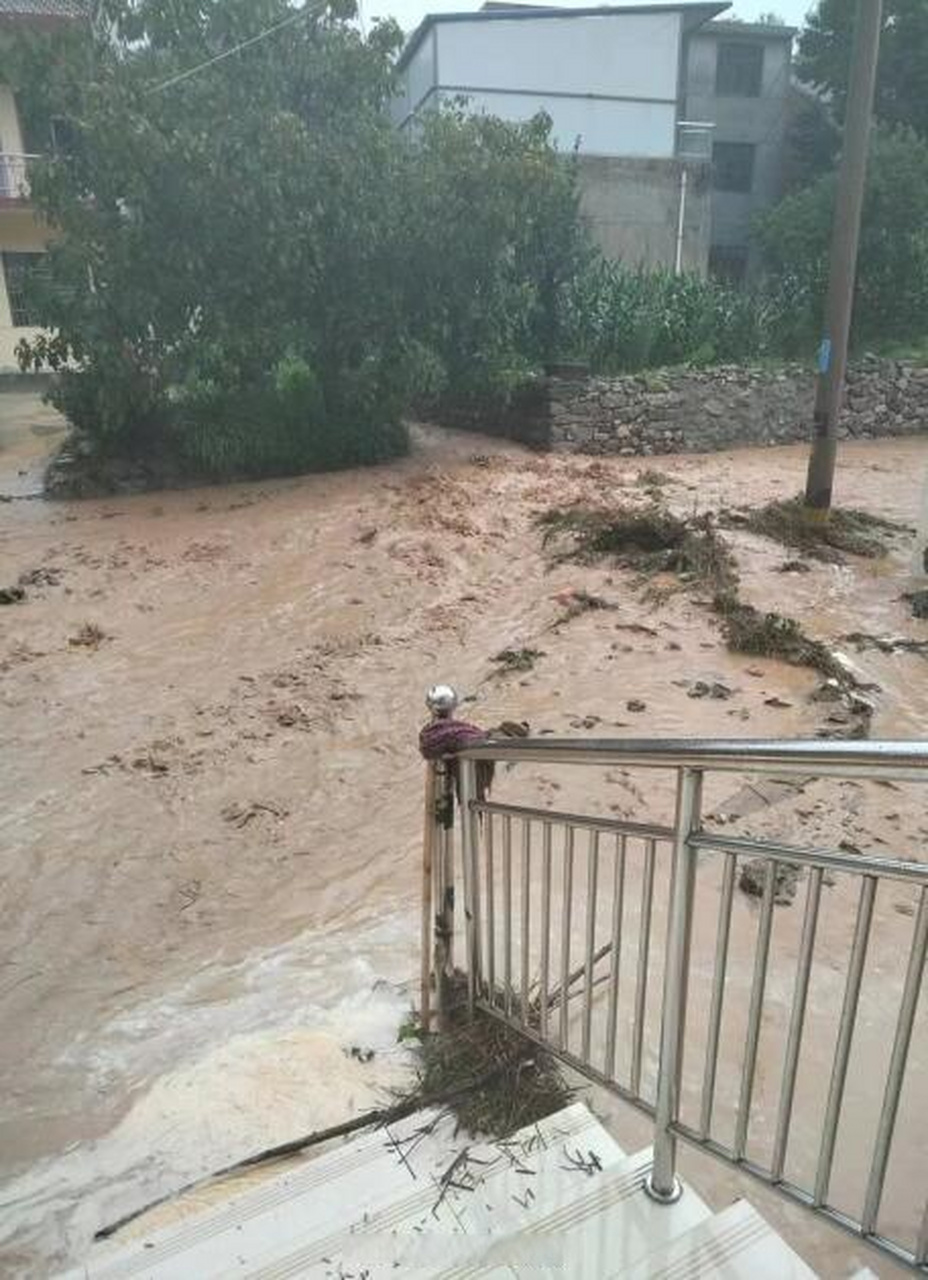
[393,2,794,275]
[393,1,725,157]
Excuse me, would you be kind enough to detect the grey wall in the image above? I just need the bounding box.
[576,155,711,274]
[684,26,793,271]
[548,359,928,456]
[435,359,928,457]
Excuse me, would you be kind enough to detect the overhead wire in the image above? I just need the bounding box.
[144,0,329,95]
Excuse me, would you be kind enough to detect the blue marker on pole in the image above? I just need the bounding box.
[818,338,832,374]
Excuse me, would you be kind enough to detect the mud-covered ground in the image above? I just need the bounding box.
[1,393,927,1276]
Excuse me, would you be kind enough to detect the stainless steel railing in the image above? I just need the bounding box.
[420,698,928,1271]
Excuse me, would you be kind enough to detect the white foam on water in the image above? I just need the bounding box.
[0,913,418,1275]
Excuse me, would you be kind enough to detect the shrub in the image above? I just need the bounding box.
[755,126,928,346]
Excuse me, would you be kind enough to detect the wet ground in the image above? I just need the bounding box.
[1,393,926,1276]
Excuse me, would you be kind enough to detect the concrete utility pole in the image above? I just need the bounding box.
[804,0,883,515]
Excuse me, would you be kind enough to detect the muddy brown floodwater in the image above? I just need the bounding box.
[0,392,926,1277]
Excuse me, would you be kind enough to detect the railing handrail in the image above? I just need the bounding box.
[458,736,928,779]
[423,687,928,1268]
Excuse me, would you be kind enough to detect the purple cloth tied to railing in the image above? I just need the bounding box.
[419,718,495,802]
[419,719,488,760]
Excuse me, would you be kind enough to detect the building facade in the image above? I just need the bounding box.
[0,0,83,371]
[0,79,47,371]
[684,19,794,281]
[393,2,726,274]
[394,3,794,279]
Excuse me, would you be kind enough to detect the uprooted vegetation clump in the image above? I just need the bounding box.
[553,588,618,626]
[713,594,874,737]
[712,593,847,681]
[405,978,571,1136]
[729,495,908,562]
[636,468,673,498]
[537,504,738,595]
[492,647,545,675]
[905,588,928,620]
[536,496,874,737]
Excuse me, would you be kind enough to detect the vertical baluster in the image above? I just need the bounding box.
[733,858,777,1162]
[471,792,482,993]
[520,819,532,1026]
[814,874,877,1206]
[771,866,823,1181]
[604,834,627,1080]
[503,814,513,1018]
[581,829,600,1064]
[559,824,575,1051]
[916,1199,928,1267]
[485,814,496,1007]
[440,761,455,973]
[861,886,928,1234]
[648,768,702,1203]
[700,851,737,1139]
[539,822,552,1042]
[458,758,480,1013]
[420,761,437,1035]
[631,837,656,1096]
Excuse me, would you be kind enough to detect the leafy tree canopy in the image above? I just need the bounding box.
[755,125,928,344]
[797,0,928,138]
[6,0,584,477]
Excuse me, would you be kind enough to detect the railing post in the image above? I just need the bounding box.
[646,766,702,1204]
[420,759,437,1035]
[424,685,458,1031]
[459,755,481,1014]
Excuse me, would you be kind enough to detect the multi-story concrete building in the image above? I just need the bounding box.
[0,0,83,371]
[684,18,795,281]
[394,2,794,280]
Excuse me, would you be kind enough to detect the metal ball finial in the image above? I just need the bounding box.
[426,684,458,718]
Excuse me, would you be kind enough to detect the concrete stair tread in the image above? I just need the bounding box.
[66,1102,625,1278]
[61,1102,821,1278]
[434,1145,712,1280]
[614,1197,817,1279]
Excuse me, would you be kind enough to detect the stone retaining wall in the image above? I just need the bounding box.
[440,357,928,456]
[548,357,928,455]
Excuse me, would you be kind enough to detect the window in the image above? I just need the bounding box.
[712,141,756,193]
[709,244,749,286]
[715,41,764,97]
[3,252,45,327]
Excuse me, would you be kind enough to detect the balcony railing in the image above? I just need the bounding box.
[0,154,38,202]
[420,688,928,1273]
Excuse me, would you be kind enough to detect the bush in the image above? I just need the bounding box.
[173,353,410,478]
[755,126,928,346]
[400,108,587,396]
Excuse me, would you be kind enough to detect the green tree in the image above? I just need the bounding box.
[755,126,928,344]
[782,89,840,193]
[7,0,585,477]
[9,0,416,473]
[401,107,586,397]
[797,0,928,138]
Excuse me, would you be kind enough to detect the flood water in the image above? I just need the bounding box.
[1,393,926,1275]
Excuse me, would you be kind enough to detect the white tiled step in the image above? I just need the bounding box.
[616,1198,817,1279]
[435,1146,712,1280]
[66,1102,625,1278]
